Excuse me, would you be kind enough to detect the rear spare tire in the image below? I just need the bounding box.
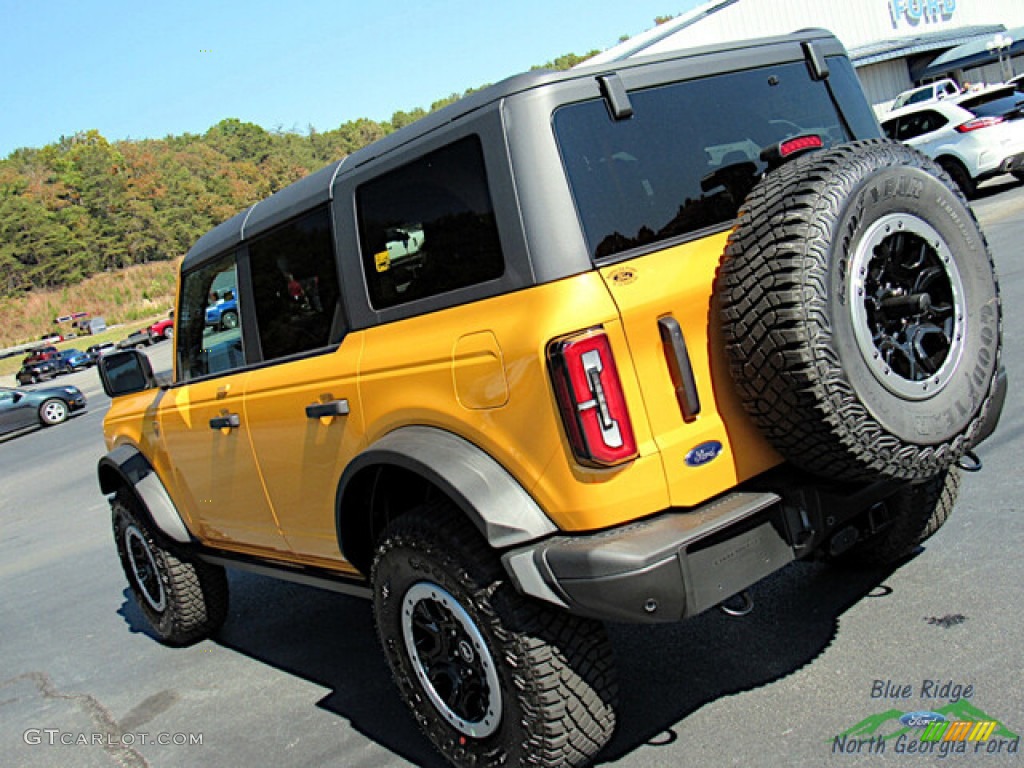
[720,140,1001,482]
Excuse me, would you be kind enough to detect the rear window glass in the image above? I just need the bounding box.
[554,58,878,261]
[958,87,1024,120]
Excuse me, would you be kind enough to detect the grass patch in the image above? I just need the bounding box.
[0,261,179,349]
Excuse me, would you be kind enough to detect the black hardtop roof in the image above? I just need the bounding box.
[182,28,841,273]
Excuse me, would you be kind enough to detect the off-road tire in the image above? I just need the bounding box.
[720,140,1001,483]
[38,398,68,426]
[112,493,228,645]
[836,469,960,567]
[372,503,618,768]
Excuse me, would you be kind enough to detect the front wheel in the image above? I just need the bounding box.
[372,503,618,768]
[38,398,69,426]
[219,310,239,330]
[112,494,228,645]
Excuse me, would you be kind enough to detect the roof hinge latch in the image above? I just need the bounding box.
[597,74,634,121]
[802,41,830,81]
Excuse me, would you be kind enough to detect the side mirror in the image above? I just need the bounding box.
[99,350,158,397]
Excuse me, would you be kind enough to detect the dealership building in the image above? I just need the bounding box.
[588,0,1024,111]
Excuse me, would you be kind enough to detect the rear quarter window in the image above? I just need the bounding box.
[355,136,505,310]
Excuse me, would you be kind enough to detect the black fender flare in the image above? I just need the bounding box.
[97,444,192,545]
[336,426,557,564]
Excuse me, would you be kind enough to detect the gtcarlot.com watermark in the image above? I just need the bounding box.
[24,729,203,747]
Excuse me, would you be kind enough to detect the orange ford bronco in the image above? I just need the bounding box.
[97,29,1004,768]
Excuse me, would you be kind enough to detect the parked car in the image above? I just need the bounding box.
[881,84,1024,196]
[96,29,1004,768]
[22,346,59,365]
[53,348,92,373]
[16,358,58,385]
[890,78,960,111]
[0,384,86,435]
[204,294,238,331]
[86,342,117,363]
[116,329,154,350]
[148,310,175,341]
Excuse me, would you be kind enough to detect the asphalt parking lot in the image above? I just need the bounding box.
[2,178,1023,768]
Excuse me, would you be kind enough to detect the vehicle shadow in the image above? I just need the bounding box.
[117,556,901,767]
[974,175,1024,200]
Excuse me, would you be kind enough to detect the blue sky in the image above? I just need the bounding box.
[0,0,700,157]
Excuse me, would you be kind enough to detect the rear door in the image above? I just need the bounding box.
[240,206,366,570]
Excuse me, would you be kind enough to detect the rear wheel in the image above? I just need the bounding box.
[112,494,228,645]
[937,157,976,198]
[372,503,618,768]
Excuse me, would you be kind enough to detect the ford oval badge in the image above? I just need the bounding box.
[899,711,946,729]
[686,441,722,467]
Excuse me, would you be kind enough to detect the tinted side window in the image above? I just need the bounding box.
[900,110,947,139]
[906,89,931,106]
[249,206,342,360]
[554,58,876,261]
[178,253,244,382]
[356,136,504,310]
[881,117,900,140]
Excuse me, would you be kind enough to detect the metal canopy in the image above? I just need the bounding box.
[850,25,1004,68]
[921,25,1024,77]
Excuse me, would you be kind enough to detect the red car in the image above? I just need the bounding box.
[148,310,175,341]
[22,346,59,365]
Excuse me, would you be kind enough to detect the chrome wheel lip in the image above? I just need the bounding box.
[401,581,502,739]
[125,524,167,613]
[848,213,966,401]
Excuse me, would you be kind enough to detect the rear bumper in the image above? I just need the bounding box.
[999,152,1024,174]
[502,491,794,623]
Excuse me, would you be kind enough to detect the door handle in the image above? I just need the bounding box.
[305,399,350,419]
[209,413,240,430]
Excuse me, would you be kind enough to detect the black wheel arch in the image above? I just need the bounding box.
[98,444,195,550]
[335,426,557,575]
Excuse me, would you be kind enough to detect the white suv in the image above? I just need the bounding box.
[882,84,1024,196]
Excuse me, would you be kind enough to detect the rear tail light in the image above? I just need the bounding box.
[548,328,638,467]
[956,116,1004,133]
